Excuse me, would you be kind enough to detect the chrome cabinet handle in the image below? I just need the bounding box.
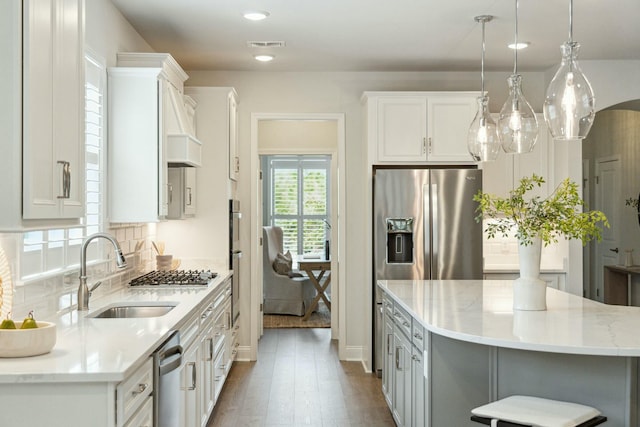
[414,332,423,340]
[387,333,392,355]
[393,312,401,318]
[428,137,432,154]
[207,338,214,361]
[57,161,71,199]
[403,321,410,327]
[132,383,148,395]
[422,137,427,155]
[412,354,421,363]
[187,362,197,390]
[186,187,192,206]
[168,183,173,204]
[395,347,402,370]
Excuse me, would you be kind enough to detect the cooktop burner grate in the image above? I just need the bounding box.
[129,270,217,287]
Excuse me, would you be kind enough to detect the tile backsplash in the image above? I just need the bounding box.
[0,223,157,320]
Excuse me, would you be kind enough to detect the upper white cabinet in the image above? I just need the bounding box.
[0,0,85,230]
[109,53,201,223]
[168,167,197,219]
[363,91,478,164]
[481,114,552,199]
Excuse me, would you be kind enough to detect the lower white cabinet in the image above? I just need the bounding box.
[180,336,200,427]
[392,326,413,426]
[116,358,154,427]
[382,291,429,427]
[123,396,153,427]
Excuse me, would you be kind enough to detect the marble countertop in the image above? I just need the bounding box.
[0,270,232,384]
[378,279,640,356]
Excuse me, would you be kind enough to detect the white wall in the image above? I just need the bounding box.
[259,120,338,151]
[85,0,153,65]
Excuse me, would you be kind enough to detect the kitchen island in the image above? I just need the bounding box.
[0,271,236,427]
[378,279,640,426]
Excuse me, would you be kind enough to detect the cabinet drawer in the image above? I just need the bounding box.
[123,395,153,427]
[393,304,412,337]
[411,323,425,349]
[117,358,153,425]
[180,312,200,349]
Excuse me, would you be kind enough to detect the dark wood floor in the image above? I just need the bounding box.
[207,328,395,426]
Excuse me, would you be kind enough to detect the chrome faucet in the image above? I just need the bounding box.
[78,233,127,311]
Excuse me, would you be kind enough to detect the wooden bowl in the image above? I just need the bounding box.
[0,321,57,357]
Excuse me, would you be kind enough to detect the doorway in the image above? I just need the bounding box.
[249,113,346,361]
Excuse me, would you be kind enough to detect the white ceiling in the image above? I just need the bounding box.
[109,0,640,73]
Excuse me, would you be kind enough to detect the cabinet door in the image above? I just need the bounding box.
[23,0,84,220]
[392,328,412,427]
[199,324,214,427]
[426,95,476,162]
[377,97,427,162]
[180,341,200,427]
[382,313,394,407]
[228,92,239,181]
[184,167,197,216]
[411,345,426,427]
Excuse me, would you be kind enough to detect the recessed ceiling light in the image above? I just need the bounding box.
[243,11,270,21]
[254,54,275,62]
[508,42,530,50]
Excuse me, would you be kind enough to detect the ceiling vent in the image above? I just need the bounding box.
[246,41,286,48]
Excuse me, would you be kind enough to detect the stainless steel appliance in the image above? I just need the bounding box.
[154,331,183,427]
[229,199,242,325]
[129,270,216,288]
[373,166,483,374]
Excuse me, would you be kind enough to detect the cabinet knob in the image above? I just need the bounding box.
[132,383,148,395]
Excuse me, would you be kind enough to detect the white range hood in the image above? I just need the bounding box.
[116,52,202,167]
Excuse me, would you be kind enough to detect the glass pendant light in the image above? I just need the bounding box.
[543,0,595,140]
[468,15,500,162]
[498,0,538,154]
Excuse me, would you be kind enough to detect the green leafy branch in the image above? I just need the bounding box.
[473,174,609,246]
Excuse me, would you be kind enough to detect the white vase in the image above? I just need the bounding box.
[514,235,547,311]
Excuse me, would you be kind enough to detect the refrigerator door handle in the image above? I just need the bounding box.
[431,183,438,280]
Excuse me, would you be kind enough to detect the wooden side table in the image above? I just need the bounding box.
[297,258,331,321]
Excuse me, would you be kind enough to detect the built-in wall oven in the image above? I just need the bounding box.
[229,199,241,326]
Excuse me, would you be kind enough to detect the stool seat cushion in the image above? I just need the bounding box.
[471,395,601,427]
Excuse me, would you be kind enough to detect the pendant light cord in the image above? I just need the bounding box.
[513,0,519,74]
[481,19,486,95]
[568,0,574,43]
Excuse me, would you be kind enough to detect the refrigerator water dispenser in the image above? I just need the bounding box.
[386,218,414,264]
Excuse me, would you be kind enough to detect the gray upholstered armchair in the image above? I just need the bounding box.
[262,226,316,316]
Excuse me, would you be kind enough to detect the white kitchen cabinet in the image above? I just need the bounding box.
[109,53,200,223]
[116,357,154,427]
[0,0,85,229]
[168,167,197,219]
[180,336,200,427]
[426,95,477,162]
[411,345,426,427]
[481,114,552,199]
[382,302,394,407]
[393,323,413,427]
[199,317,215,427]
[363,91,478,164]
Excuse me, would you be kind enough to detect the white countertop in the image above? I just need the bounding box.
[0,271,232,384]
[378,279,640,357]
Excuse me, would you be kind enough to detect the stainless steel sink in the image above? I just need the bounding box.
[88,303,177,319]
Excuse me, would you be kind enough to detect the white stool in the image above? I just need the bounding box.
[470,395,607,427]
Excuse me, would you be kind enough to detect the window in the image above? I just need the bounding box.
[263,155,331,257]
[20,53,106,279]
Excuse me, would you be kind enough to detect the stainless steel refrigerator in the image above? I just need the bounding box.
[373,166,483,374]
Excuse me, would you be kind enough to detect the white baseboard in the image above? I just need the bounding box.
[235,345,253,362]
[343,345,363,362]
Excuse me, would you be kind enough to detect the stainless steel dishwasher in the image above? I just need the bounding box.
[154,331,183,427]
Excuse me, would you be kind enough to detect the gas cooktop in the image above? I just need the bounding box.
[129,270,217,287]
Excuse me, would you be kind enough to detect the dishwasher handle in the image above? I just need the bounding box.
[159,344,183,376]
